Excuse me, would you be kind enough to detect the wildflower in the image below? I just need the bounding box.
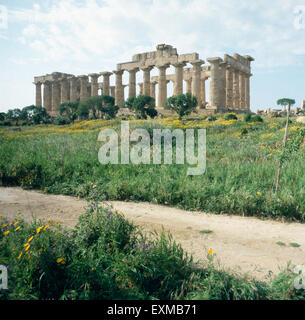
[2,224,7,228]
[257,192,261,195]
[18,252,23,259]
[14,221,19,226]
[24,243,29,247]
[14,226,21,231]
[0,214,2,218]
[43,225,49,231]
[28,236,34,242]
[208,248,213,255]
[3,230,9,236]
[25,245,30,252]
[56,258,65,264]
[245,196,249,199]
[36,226,43,234]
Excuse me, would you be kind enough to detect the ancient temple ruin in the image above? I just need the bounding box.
[33,44,254,115]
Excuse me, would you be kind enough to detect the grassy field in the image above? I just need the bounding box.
[1,205,304,300]
[0,113,304,221]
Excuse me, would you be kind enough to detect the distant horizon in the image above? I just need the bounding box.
[0,0,304,113]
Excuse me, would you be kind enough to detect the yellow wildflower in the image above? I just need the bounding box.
[208,248,213,255]
[25,245,30,251]
[43,225,49,231]
[24,243,29,247]
[257,192,261,195]
[28,236,34,242]
[2,224,7,228]
[14,221,19,226]
[56,258,65,264]
[36,226,43,234]
[14,226,21,231]
[18,252,23,259]
[0,214,2,218]
[3,230,9,236]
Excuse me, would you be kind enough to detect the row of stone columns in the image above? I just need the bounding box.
[207,57,251,111]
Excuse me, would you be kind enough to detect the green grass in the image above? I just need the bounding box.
[0,114,304,221]
[1,205,305,300]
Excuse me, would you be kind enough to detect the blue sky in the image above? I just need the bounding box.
[0,0,304,112]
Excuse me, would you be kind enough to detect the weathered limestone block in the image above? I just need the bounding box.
[239,71,246,110]
[78,75,89,101]
[127,67,139,98]
[51,81,61,113]
[43,80,52,112]
[157,64,169,109]
[173,62,185,96]
[219,62,227,107]
[233,69,240,110]
[68,76,78,102]
[34,82,42,106]
[207,57,222,109]
[141,66,153,96]
[60,79,69,104]
[225,65,233,109]
[100,72,112,96]
[89,73,100,97]
[113,70,124,107]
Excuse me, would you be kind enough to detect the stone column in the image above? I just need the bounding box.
[244,73,251,111]
[239,71,245,110]
[79,75,89,101]
[226,64,234,109]
[150,81,157,99]
[233,69,240,110]
[219,62,227,107]
[69,76,78,102]
[138,83,143,95]
[128,68,139,98]
[34,82,42,106]
[89,73,100,97]
[60,79,69,104]
[43,81,52,112]
[157,64,169,109]
[186,79,192,94]
[51,80,61,114]
[200,77,208,108]
[301,100,305,111]
[191,60,204,107]
[141,66,153,96]
[113,70,124,107]
[173,62,185,96]
[100,72,112,96]
[207,57,222,109]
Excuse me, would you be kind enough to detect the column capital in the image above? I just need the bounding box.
[207,57,222,65]
[127,67,139,73]
[99,71,113,76]
[140,66,154,72]
[78,75,88,80]
[156,63,170,70]
[112,70,124,75]
[89,73,100,79]
[190,59,205,67]
[172,62,186,68]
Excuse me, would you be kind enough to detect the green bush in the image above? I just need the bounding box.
[251,115,263,122]
[244,113,252,122]
[225,113,238,120]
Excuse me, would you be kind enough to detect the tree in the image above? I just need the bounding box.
[125,95,157,119]
[77,95,118,120]
[0,112,6,121]
[166,93,198,120]
[275,98,295,193]
[59,101,79,123]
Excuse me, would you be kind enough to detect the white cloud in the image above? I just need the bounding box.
[6,0,305,69]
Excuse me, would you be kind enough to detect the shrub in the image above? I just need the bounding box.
[166,94,197,120]
[251,115,263,122]
[225,113,238,120]
[125,95,157,119]
[244,113,252,122]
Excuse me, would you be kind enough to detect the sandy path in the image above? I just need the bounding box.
[1,187,305,281]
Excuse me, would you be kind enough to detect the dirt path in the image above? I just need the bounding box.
[1,187,305,281]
